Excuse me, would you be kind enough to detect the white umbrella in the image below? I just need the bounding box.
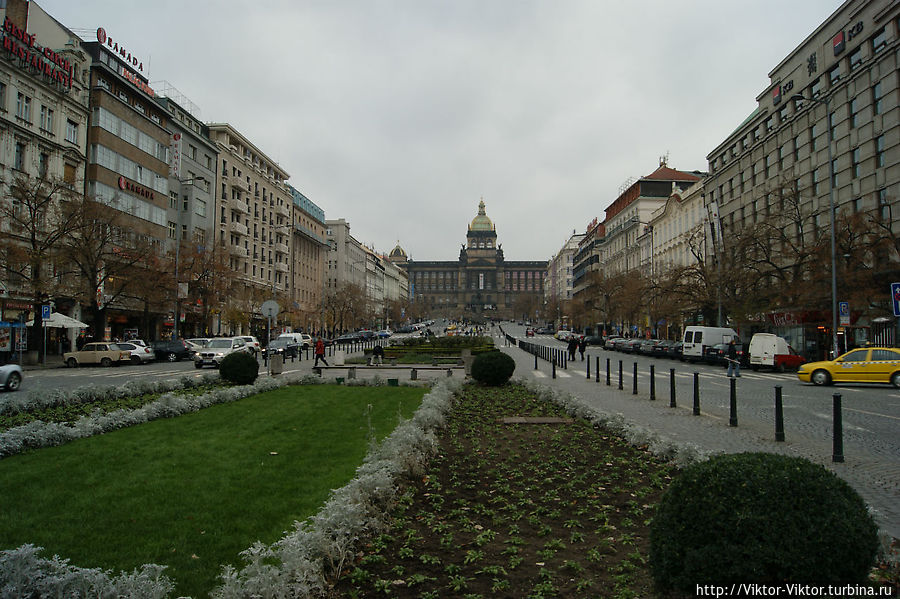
[45,312,89,329]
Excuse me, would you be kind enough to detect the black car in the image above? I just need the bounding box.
[150,339,193,362]
[334,332,365,344]
[262,338,299,360]
[653,340,675,357]
[584,335,605,346]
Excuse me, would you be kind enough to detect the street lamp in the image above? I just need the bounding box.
[793,92,839,358]
[173,176,206,340]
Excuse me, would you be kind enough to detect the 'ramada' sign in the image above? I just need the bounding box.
[96,27,144,72]
[118,176,156,201]
[1,17,74,89]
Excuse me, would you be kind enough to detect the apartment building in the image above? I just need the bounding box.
[287,184,327,333]
[546,230,584,307]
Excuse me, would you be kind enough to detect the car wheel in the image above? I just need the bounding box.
[67,357,78,368]
[891,372,900,389]
[101,357,112,367]
[131,356,141,365]
[810,369,831,386]
[167,353,178,362]
[5,372,21,391]
[194,362,203,369]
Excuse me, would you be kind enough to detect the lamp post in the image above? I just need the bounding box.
[173,176,205,340]
[792,93,839,358]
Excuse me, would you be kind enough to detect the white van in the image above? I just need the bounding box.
[748,333,806,371]
[682,326,738,362]
[278,333,312,349]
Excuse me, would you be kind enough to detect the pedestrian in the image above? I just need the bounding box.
[567,336,578,360]
[372,343,384,365]
[726,338,741,378]
[314,337,328,368]
[578,336,587,361]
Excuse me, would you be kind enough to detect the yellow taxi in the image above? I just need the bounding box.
[796,347,900,388]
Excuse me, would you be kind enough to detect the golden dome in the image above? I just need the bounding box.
[469,199,494,231]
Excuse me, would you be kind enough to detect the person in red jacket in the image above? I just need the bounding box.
[314,337,328,367]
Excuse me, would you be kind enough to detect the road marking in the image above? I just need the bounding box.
[533,371,547,378]
[843,407,900,421]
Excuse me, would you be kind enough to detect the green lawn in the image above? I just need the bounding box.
[0,384,427,598]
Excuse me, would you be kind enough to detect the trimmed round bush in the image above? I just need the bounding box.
[471,350,515,386]
[650,452,878,591]
[219,351,260,385]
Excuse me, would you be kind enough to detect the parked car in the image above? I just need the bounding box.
[238,336,261,355]
[376,329,393,338]
[0,363,23,391]
[117,342,156,364]
[669,341,684,360]
[278,333,312,349]
[525,328,535,337]
[262,338,299,360]
[187,338,210,348]
[193,337,252,368]
[64,342,131,367]
[748,333,806,372]
[334,332,365,344]
[604,336,623,350]
[535,327,555,336]
[639,339,660,355]
[621,339,643,353]
[584,335,605,346]
[554,330,574,341]
[704,342,746,366]
[797,347,900,388]
[653,339,675,357]
[150,339,193,362]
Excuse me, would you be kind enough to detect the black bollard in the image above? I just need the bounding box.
[552,360,556,379]
[669,368,676,408]
[692,372,700,415]
[618,360,623,390]
[774,385,785,442]
[832,394,844,462]
[606,357,611,386]
[632,362,638,395]
[649,364,656,400]
[595,356,600,382]
[586,357,591,379]
[729,378,738,427]
[534,354,538,370]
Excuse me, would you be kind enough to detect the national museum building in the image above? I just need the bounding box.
[389,201,547,320]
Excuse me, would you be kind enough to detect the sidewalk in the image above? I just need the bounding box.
[498,339,900,543]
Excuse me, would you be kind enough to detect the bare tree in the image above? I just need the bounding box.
[0,175,84,360]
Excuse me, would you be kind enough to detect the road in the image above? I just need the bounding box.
[500,324,900,541]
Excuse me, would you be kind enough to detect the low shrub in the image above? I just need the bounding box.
[219,352,260,386]
[470,351,515,386]
[650,452,879,591]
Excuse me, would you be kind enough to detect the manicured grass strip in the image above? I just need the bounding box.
[0,384,426,598]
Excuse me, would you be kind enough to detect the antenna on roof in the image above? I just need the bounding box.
[659,152,669,167]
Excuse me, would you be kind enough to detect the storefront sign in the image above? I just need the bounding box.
[1,17,74,89]
[170,133,182,178]
[118,176,156,200]
[833,21,864,56]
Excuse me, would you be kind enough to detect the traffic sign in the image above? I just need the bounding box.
[892,282,900,317]
[838,301,850,326]
[260,300,280,318]
[41,304,51,321]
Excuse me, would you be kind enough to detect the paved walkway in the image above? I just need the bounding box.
[496,336,900,545]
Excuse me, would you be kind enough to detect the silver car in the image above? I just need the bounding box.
[193,337,251,368]
[117,342,156,364]
[0,363,23,391]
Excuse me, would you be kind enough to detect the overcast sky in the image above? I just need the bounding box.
[43,0,840,262]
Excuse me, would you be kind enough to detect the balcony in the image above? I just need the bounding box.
[275,202,290,218]
[274,242,289,255]
[229,245,249,259]
[229,197,250,215]
[228,221,249,237]
[275,262,289,273]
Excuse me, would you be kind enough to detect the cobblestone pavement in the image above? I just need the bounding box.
[495,336,900,544]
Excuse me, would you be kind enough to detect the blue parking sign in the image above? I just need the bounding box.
[41,304,51,321]
[892,283,900,317]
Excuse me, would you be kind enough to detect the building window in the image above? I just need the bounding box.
[810,123,817,152]
[828,64,840,85]
[64,162,76,185]
[0,81,6,111]
[16,92,31,121]
[849,97,858,128]
[810,78,822,98]
[848,46,862,71]
[828,111,836,141]
[65,119,78,144]
[851,198,860,213]
[872,82,882,115]
[878,188,889,220]
[851,148,860,179]
[39,152,48,178]
[871,29,886,54]
[168,221,177,240]
[812,168,819,195]
[39,106,53,132]
[14,142,24,170]
[876,135,885,168]
[831,159,838,187]
[794,136,801,161]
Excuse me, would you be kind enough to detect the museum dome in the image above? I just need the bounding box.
[389,243,407,260]
[469,200,494,231]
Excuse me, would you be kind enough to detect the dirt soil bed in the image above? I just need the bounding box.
[333,382,675,598]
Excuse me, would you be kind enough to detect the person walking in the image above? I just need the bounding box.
[578,336,587,361]
[372,343,384,365]
[567,336,578,361]
[726,338,741,378]
[314,337,328,368]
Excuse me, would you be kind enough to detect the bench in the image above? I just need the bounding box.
[313,365,463,380]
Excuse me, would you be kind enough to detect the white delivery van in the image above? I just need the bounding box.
[682,326,739,362]
[278,333,312,348]
[748,333,806,371]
